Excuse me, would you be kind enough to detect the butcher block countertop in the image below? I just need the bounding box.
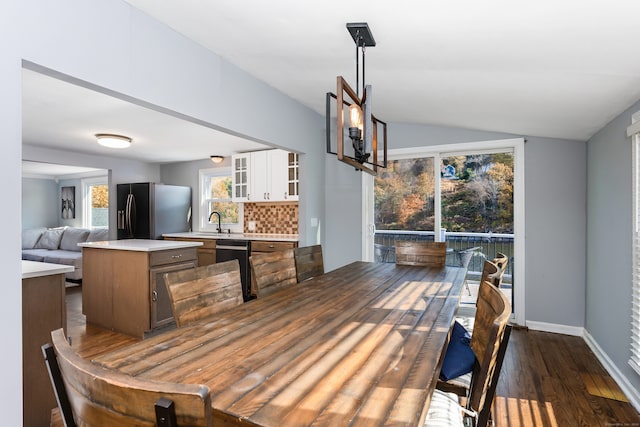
[163,232,299,242]
[78,239,203,252]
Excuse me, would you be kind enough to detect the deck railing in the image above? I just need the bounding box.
[374,230,514,284]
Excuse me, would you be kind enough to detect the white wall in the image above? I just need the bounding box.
[2,3,24,423]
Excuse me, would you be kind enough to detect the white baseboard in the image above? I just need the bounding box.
[583,330,640,413]
[525,320,584,337]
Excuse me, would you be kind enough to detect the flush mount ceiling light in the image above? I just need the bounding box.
[95,133,132,149]
[326,22,387,176]
[210,155,224,164]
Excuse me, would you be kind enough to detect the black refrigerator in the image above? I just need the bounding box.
[117,183,192,240]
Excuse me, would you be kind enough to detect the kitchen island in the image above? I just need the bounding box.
[79,239,202,338]
[22,260,73,427]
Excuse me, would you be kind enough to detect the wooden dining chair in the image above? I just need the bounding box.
[395,241,447,267]
[42,328,213,427]
[293,244,324,282]
[249,248,297,297]
[427,280,512,427]
[163,260,244,328]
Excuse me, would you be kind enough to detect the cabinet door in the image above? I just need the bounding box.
[251,150,270,201]
[232,154,251,202]
[287,152,300,200]
[269,149,290,202]
[149,260,197,329]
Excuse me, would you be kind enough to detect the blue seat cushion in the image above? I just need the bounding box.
[439,320,475,381]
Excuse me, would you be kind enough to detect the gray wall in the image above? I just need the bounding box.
[587,98,639,394]
[22,178,58,229]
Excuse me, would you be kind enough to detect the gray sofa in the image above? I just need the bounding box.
[22,227,109,281]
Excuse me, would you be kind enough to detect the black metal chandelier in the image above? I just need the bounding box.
[326,22,387,176]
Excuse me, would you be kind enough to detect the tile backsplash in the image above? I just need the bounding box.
[244,202,298,234]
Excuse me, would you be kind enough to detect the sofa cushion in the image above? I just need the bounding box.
[86,228,109,242]
[43,250,82,267]
[43,251,82,281]
[60,227,90,251]
[34,228,65,250]
[22,249,50,262]
[22,227,46,249]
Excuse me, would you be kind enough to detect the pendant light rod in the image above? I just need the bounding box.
[347,23,376,98]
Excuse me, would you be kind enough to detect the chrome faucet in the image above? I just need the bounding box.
[208,211,222,233]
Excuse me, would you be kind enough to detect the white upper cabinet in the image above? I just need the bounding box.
[231,153,251,202]
[232,149,299,202]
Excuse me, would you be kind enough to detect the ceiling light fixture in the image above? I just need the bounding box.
[95,133,132,149]
[210,155,224,164]
[326,22,387,176]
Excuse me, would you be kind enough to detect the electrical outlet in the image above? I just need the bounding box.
[248,221,256,231]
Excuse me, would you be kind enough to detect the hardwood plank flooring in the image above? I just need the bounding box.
[64,286,640,426]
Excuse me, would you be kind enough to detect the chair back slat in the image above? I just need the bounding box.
[493,252,509,282]
[250,249,297,297]
[293,245,324,282]
[164,260,243,328]
[44,328,213,427]
[395,241,447,267]
[467,281,511,413]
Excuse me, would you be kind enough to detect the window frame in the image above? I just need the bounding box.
[81,176,108,229]
[199,167,243,233]
[629,112,640,375]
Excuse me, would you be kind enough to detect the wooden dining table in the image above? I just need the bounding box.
[93,261,466,426]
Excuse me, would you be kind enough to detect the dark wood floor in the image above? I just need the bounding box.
[64,286,640,426]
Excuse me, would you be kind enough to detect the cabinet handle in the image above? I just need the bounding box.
[268,244,275,248]
[171,254,182,259]
[152,290,158,301]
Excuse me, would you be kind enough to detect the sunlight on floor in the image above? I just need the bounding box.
[493,396,559,427]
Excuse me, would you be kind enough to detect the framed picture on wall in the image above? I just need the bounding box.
[61,186,75,219]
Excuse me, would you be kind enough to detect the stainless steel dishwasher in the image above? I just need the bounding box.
[215,239,252,301]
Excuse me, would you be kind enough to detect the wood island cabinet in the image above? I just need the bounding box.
[22,261,71,427]
[164,236,216,266]
[81,242,199,338]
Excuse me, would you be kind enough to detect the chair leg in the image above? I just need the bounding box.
[476,325,512,427]
[464,279,472,296]
[42,343,77,427]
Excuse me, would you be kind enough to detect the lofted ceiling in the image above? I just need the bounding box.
[22,1,640,178]
[123,0,640,142]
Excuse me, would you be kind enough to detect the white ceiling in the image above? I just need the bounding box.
[22,0,640,177]
[123,0,640,142]
[22,69,270,167]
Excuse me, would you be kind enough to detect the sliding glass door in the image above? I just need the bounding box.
[364,138,524,324]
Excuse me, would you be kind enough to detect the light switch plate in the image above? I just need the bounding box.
[248,221,256,231]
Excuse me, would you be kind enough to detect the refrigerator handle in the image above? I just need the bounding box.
[126,193,136,237]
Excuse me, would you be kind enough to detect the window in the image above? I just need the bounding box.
[365,138,525,325]
[628,112,640,375]
[199,168,243,233]
[82,177,108,228]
